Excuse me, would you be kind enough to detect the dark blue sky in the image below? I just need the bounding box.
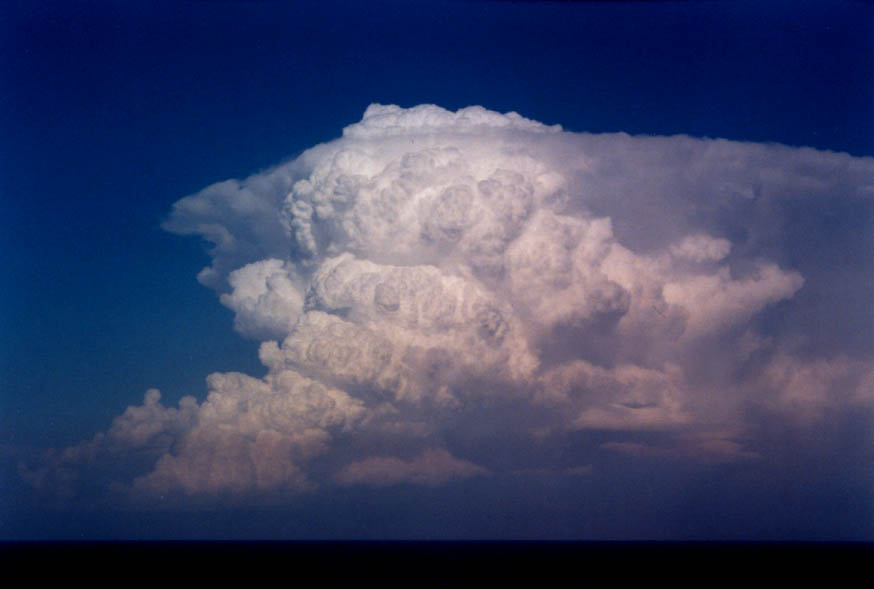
[2,0,873,540]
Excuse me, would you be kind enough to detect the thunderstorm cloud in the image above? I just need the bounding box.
[24,104,874,503]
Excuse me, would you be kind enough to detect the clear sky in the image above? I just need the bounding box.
[2,0,873,540]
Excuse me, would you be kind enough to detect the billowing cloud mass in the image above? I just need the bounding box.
[25,104,874,503]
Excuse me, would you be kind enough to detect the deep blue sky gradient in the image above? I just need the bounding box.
[2,0,873,539]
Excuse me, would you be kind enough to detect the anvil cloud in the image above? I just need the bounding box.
[25,104,874,502]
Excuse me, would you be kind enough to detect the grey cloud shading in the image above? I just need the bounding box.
[23,104,874,502]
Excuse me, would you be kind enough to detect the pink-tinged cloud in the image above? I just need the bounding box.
[22,104,874,503]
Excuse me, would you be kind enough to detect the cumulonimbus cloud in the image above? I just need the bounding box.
[24,104,874,502]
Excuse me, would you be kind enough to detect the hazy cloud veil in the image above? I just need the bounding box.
[25,104,874,504]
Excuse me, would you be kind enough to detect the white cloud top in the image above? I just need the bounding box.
[27,104,874,502]
[342,104,562,139]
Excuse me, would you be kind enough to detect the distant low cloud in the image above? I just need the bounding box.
[23,104,874,503]
[334,448,487,487]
